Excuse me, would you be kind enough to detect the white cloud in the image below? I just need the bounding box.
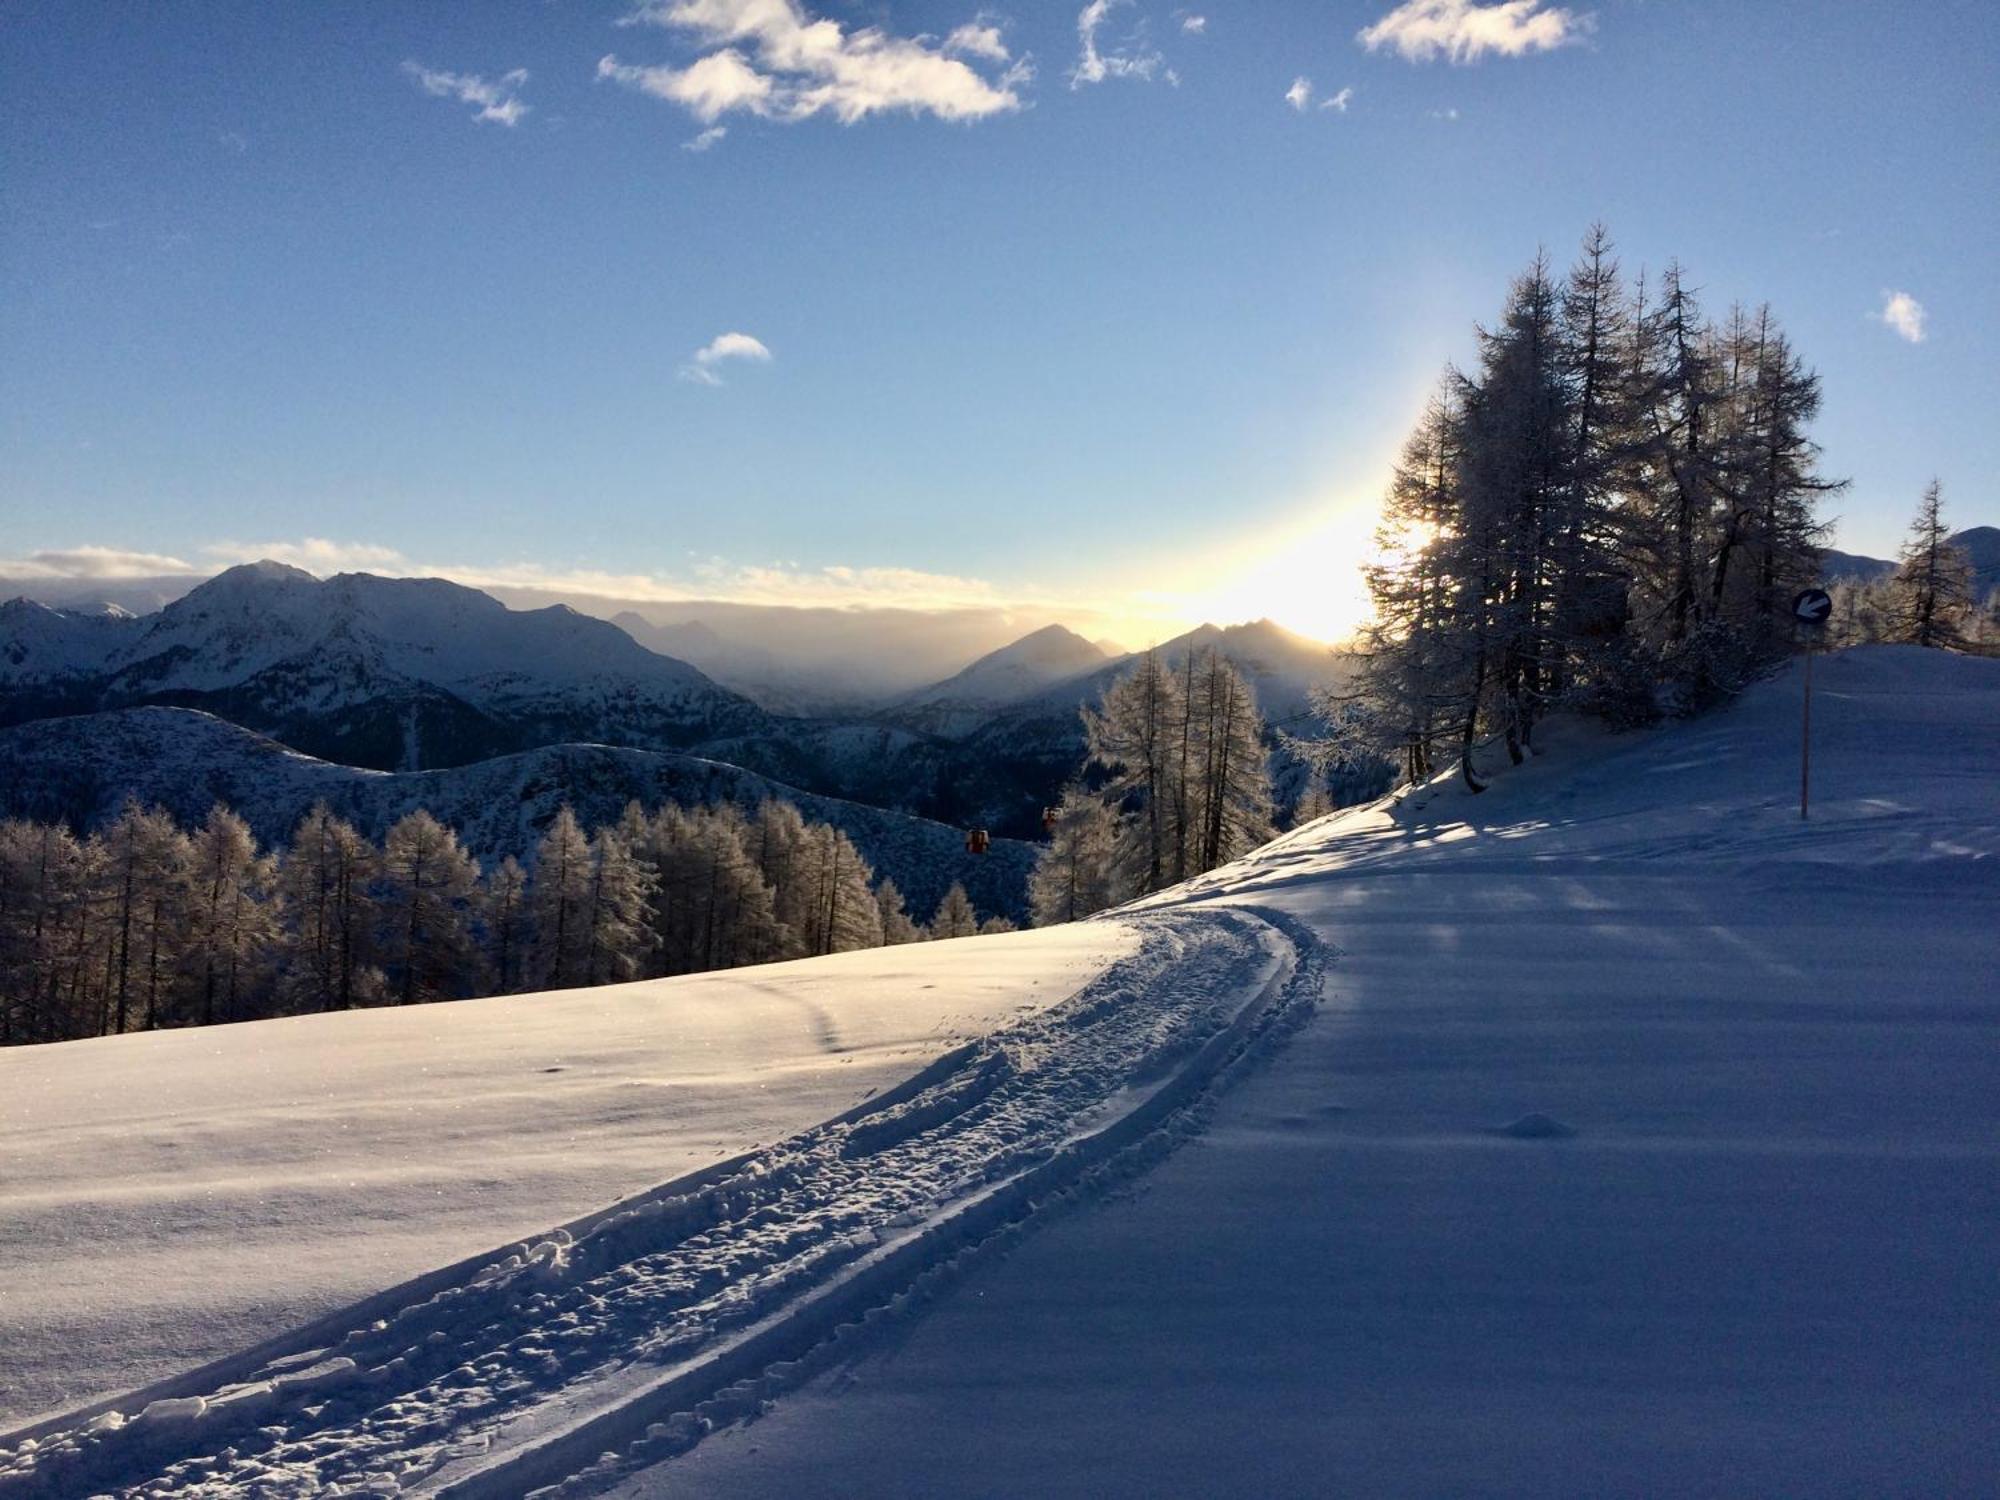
[1357,0,1591,64]
[680,330,774,385]
[1180,13,1207,35]
[1072,0,1167,87]
[402,61,531,126]
[204,539,410,573]
[1284,76,1313,111]
[1321,85,1355,112]
[0,546,200,580]
[600,0,1026,127]
[1876,290,1927,344]
[683,124,730,151]
[945,22,1011,63]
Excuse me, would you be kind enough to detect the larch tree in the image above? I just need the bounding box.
[1084,649,1183,896]
[530,805,595,991]
[1028,783,1116,926]
[929,882,980,940]
[181,804,279,1026]
[1889,480,1973,648]
[279,803,380,1012]
[380,809,480,1005]
[481,855,531,995]
[874,876,923,945]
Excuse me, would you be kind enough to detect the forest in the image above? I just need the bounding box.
[0,794,1012,1046]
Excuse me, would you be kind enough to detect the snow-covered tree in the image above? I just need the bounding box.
[583,825,655,986]
[874,876,922,944]
[1888,480,1973,649]
[279,803,381,1012]
[380,809,480,1005]
[180,804,279,1026]
[1028,784,1116,926]
[530,805,595,991]
[481,855,531,994]
[929,882,980,940]
[1084,650,1183,896]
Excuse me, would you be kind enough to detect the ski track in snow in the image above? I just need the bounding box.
[0,908,1319,1498]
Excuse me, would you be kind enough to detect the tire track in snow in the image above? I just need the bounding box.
[0,909,1322,1499]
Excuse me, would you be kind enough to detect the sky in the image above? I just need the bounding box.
[3,0,1996,645]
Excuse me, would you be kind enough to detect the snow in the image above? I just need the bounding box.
[607,645,2000,1497]
[0,923,1137,1436]
[3,644,1995,1495]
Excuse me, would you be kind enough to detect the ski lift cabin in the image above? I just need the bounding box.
[965,828,991,855]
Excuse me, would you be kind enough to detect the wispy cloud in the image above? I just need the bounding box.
[203,539,409,573]
[599,0,1027,127]
[1072,0,1169,87]
[1284,76,1314,111]
[1178,13,1207,35]
[402,61,532,126]
[1876,290,1927,344]
[1322,86,1355,112]
[1358,0,1591,64]
[0,546,200,581]
[680,330,774,386]
[683,124,729,151]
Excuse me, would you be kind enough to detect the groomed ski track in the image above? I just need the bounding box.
[0,907,1327,1498]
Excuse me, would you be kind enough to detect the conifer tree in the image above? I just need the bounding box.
[1028,784,1116,926]
[929,882,980,940]
[481,855,531,994]
[279,803,380,1011]
[181,804,278,1026]
[874,877,922,945]
[1084,649,1183,895]
[530,805,595,991]
[381,809,480,1005]
[1889,480,1973,648]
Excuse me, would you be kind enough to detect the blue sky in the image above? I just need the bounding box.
[3,0,1995,641]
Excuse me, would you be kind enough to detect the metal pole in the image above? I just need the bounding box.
[1799,644,1813,821]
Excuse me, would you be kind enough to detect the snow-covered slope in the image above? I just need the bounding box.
[0,926,1140,1433]
[630,645,1999,1498]
[7,646,1992,1497]
[0,563,770,771]
[0,708,1036,921]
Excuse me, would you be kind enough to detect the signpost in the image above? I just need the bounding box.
[1792,589,1832,820]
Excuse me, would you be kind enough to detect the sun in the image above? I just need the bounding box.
[1181,508,1377,645]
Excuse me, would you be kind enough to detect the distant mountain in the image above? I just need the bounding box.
[1953,526,2000,595]
[1,563,770,772]
[879,619,1356,838]
[1816,528,1997,592]
[1818,548,1896,586]
[885,625,1109,735]
[0,708,1034,921]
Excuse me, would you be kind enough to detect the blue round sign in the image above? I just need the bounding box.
[1792,588,1833,626]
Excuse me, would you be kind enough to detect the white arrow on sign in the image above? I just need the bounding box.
[1793,589,1833,623]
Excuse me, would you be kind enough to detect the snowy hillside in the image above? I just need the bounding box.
[0,708,1037,921]
[0,925,1138,1433]
[0,563,769,772]
[0,646,1993,1496]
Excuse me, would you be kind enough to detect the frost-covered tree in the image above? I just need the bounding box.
[1189,650,1274,870]
[381,810,480,1005]
[583,826,655,986]
[99,799,193,1031]
[279,803,381,1012]
[180,804,278,1026]
[929,882,980,940]
[804,825,882,956]
[874,876,922,945]
[1084,650,1183,896]
[1888,480,1973,649]
[481,855,531,994]
[1029,784,1116,926]
[531,805,595,991]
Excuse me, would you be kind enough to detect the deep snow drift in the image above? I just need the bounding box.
[2,645,1994,1497]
